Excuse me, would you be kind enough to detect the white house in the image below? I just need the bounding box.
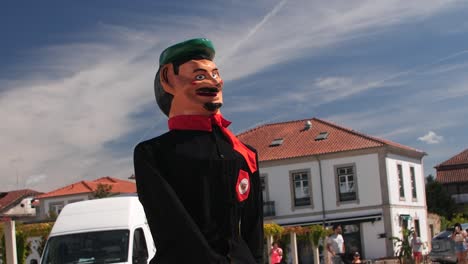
[34,176,136,220]
[0,189,41,221]
[238,117,427,260]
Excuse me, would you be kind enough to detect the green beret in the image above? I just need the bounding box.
[159,38,215,66]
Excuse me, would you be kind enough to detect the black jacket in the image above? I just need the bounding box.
[134,125,264,263]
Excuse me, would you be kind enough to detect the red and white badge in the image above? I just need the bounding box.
[236,169,250,202]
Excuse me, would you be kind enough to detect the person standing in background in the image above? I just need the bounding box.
[411,231,423,264]
[270,242,283,264]
[451,223,467,264]
[327,224,346,264]
[351,252,361,264]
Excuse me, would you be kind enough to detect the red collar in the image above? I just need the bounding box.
[168,114,232,131]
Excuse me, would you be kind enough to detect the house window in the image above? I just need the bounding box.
[337,166,357,202]
[49,202,64,215]
[291,170,311,207]
[414,219,420,236]
[269,138,284,147]
[260,174,268,201]
[397,164,405,199]
[410,166,417,199]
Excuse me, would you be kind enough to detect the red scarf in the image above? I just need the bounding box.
[168,114,257,174]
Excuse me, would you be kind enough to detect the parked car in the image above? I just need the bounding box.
[40,196,156,264]
[428,223,468,264]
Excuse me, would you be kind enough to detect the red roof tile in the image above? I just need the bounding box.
[237,117,424,162]
[35,177,136,199]
[436,168,468,184]
[435,149,468,183]
[0,189,41,212]
[436,149,468,168]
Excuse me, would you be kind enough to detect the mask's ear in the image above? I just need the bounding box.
[160,64,175,94]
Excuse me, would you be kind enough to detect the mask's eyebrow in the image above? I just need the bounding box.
[193,68,218,73]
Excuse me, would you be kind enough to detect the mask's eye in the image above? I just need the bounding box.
[212,72,218,78]
[195,74,206,80]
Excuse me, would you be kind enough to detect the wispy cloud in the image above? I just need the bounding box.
[418,131,444,144]
[219,0,459,81]
[218,0,289,65]
[25,174,48,188]
[0,25,162,190]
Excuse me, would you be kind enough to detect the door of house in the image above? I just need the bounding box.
[297,238,314,264]
[342,224,363,258]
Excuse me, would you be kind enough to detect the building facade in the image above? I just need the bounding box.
[0,189,41,221]
[435,148,468,212]
[238,118,427,259]
[34,176,136,220]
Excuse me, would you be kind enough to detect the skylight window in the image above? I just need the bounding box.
[269,138,284,147]
[315,132,329,141]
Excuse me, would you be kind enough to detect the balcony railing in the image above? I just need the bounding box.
[263,201,275,217]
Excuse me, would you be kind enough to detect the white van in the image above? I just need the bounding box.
[40,196,156,264]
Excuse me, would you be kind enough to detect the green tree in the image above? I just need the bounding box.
[445,213,468,229]
[264,223,284,241]
[305,225,331,264]
[425,174,456,218]
[92,183,113,199]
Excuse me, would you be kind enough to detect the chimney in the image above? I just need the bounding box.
[304,120,312,130]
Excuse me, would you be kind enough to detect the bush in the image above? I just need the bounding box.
[0,222,53,264]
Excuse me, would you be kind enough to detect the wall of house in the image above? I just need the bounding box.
[261,153,383,219]
[261,159,319,217]
[361,220,386,259]
[321,153,382,210]
[25,236,42,264]
[39,194,90,218]
[389,206,429,253]
[385,154,425,207]
[2,196,36,217]
[385,154,428,255]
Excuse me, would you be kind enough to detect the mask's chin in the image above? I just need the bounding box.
[203,102,223,112]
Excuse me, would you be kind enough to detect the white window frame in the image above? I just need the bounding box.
[397,163,405,200]
[260,173,269,201]
[48,201,64,215]
[334,163,359,205]
[289,169,313,209]
[410,166,417,200]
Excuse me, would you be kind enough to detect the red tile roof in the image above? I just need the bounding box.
[436,168,468,184]
[237,117,424,162]
[435,149,468,183]
[436,149,468,167]
[35,177,136,199]
[0,189,41,212]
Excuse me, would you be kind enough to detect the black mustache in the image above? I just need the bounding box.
[196,87,220,93]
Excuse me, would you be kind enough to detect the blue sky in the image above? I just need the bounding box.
[1,1,468,192]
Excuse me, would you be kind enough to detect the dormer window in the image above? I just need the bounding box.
[315,132,329,141]
[269,138,284,147]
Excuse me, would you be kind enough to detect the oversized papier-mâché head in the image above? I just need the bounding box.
[154,38,224,117]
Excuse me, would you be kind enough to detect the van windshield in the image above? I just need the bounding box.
[41,230,129,264]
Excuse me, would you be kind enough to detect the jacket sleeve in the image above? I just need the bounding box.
[133,142,228,263]
[240,149,264,263]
